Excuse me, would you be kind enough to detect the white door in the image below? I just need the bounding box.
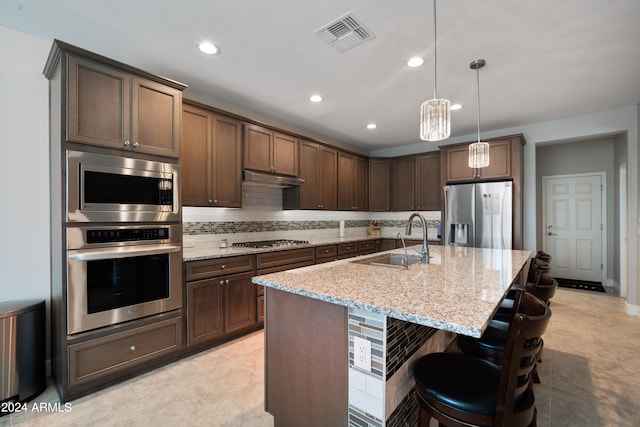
[542,173,604,282]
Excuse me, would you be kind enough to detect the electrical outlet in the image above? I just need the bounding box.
[353,336,371,372]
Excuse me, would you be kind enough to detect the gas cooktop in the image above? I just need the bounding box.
[232,239,309,249]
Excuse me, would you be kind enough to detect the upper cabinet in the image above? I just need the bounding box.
[286,140,337,210]
[66,54,183,158]
[369,158,390,211]
[338,152,368,211]
[182,103,243,207]
[441,136,523,183]
[243,123,298,176]
[390,156,416,211]
[415,152,441,211]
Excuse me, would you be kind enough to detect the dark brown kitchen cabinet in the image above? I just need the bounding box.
[244,123,298,176]
[67,54,183,158]
[185,255,258,348]
[289,140,337,210]
[369,158,390,211]
[182,103,242,207]
[391,156,416,211]
[415,151,441,211]
[315,245,338,264]
[338,152,368,211]
[442,136,521,182]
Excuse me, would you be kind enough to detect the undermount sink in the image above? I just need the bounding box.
[353,253,423,269]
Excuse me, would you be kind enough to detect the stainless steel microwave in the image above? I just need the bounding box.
[66,150,180,223]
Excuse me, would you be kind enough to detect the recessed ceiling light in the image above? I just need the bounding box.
[407,57,424,68]
[198,42,220,55]
[309,94,323,103]
[367,123,377,129]
[450,103,463,111]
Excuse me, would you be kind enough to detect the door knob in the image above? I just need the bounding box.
[547,232,557,236]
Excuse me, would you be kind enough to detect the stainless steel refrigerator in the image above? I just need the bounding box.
[444,181,513,249]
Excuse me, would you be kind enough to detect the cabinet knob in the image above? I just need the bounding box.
[208,199,213,204]
[133,141,139,148]
[123,140,131,147]
[226,279,230,285]
[214,199,218,203]
[221,264,226,270]
[220,280,225,285]
[130,345,136,352]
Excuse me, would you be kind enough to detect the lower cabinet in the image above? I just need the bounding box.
[185,255,258,348]
[68,316,182,388]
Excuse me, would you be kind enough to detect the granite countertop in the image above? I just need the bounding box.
[252,245,531,338]
[182,234,440,262]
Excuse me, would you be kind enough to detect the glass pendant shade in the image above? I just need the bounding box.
[468,141,490,168]
[420,98,451,141]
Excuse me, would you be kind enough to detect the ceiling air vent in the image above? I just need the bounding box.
[314,13,376,53]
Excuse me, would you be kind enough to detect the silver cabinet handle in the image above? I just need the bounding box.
[547,232,557,236]
[133,142,139,148]
[130,345,136,352]
[124,140,131,146]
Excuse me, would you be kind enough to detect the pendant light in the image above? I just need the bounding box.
[468,59,490,168]
[420,0,450,141]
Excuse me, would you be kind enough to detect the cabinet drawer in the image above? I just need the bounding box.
[68,317,182,387]
[186,255,256,281]
[257,248,315,271]
[337,242,358,259]
[358,240,377,254]
[315,245,337,260]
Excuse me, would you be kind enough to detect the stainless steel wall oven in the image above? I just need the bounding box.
[66,224,182,334]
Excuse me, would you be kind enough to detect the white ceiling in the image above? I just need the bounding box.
[2,0,639,153]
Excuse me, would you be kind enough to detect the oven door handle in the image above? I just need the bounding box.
[68,244,181,261]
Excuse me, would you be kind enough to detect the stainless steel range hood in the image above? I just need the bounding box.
[242,170,304,188]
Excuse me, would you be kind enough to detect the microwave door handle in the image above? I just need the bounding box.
[68,244,181,261]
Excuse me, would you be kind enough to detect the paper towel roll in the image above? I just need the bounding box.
[339,220,345,237]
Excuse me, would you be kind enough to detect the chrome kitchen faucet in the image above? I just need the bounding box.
[406,213,430,264]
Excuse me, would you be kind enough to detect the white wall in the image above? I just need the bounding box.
[0,26,51,303]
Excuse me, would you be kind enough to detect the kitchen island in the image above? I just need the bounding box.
[253,245,531,427]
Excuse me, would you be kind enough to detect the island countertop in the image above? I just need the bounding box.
[253,245,531,338]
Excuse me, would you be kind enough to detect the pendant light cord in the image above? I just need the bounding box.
[433,0,438,99]
[476,65,481,143]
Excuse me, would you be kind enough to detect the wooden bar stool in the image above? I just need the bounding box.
[413,290,551,427]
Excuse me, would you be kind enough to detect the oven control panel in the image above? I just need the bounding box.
[87,227,169,244]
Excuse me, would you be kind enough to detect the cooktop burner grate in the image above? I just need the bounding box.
[232,239,309,248]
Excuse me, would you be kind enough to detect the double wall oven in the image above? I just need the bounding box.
[65,150,182,334]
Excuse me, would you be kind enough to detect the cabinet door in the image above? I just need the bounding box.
[369,159,390,211]
[273,132,299,176]
[477,139,511,179]
[211,114,243,207]
[298,140,320,209]
[444,145,476,182]
[224,271,257,334]
[181,104,212,206]
[354,156,369,211]
[416,152,441,211]
[318,145,337,210]
[244,123,273,173]
[67,55,131,148]
[187,278,223,346]
[391,156,416,211]
[132,77,181,157]
[337,152,355,210]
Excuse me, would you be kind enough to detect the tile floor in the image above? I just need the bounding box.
[2,287,639,426]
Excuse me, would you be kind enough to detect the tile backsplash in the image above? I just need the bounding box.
[183,184,441,243]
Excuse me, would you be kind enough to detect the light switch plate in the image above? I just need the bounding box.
[353,336,372,372]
